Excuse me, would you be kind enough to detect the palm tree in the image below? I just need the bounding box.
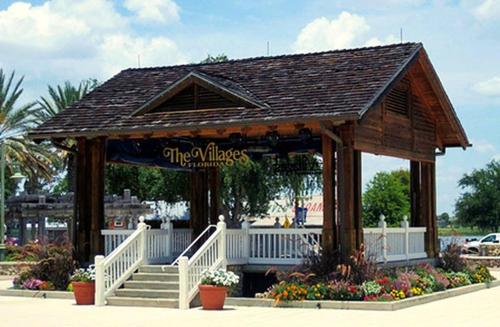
[0,69,54,187]
[37,79,98,192]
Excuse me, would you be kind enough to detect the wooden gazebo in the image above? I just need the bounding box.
[30,43,469,263]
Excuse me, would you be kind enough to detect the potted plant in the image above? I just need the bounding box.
[70,266,95,305]
[198,268,239,310]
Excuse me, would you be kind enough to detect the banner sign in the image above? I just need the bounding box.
[163,142,250,168]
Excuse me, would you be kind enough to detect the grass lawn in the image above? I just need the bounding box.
[438,227,483,237]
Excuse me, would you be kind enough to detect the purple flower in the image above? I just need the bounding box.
[22,278,43,290]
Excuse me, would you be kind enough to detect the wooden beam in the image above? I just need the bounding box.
[410,161,422,227]
[75,137,106,262]
[89,137,106,260]
[337,124,362,261]
[321,133,338,255]
[209,167,220,225]
[421,161,438,257]
[190,171,209,237]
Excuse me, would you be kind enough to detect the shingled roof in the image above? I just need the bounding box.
[29,42,466,146]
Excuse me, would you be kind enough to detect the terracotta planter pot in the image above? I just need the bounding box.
[72,281,95,305]
[198,285,228,310]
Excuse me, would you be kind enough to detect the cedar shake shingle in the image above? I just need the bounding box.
[31,43,423,138]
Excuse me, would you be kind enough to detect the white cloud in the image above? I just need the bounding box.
[293,12,370,52]
[124,0,180,24]
[365,35,400,47]
[0,0,186,83]
[492,154,500,161]
[474,0,500,21]
[473,76,500,96]
[472,140,496,154]
[99,35,184,76]
[293,11,399,53]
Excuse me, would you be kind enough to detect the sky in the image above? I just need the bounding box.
[0,0,499,215]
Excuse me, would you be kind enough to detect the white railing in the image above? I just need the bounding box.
[102,227,192,258]
[363,215,427,262]
[172,229,192,257]
[248,228,322,265]
[95,217,149,306]
[177,216,226,309]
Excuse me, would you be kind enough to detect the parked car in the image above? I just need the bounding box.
[463,233,500,254]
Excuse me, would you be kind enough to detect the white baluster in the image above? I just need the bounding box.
[379,214,387,263]
[401,215,409,261]
[217,215,227,268]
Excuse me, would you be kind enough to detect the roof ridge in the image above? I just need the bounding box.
[123,42,422,72]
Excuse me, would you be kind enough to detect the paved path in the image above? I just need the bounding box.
[1,272,499,327]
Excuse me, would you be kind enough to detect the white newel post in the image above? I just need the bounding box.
[138,216,148,264]
[94,255,105,306]
[217,215,227,268]
[401,215,409,261]
[378,214,387,263]
[165,216,173,259]
[241,217,250,263]
[178,256,189,310]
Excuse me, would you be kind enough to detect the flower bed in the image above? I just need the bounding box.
[262,244,495,303]
[10,240,75,291]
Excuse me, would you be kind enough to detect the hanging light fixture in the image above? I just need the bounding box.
[266,131,280,147]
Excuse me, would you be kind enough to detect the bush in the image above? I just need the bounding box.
[328,280,363,301]
[11,240,75,291]
[5,241,45,262]
[467,265,493,284]
[30,242,75,290]
[336,244,377,285]
[440,243,467,272]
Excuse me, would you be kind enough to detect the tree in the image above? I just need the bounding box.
[220,159,280,226]
[455,160,500,232]
[37,79,99,193]
[105,164,189,203]
[362,169,410,227]
[437,212,451,227]
[199,54,229,64]
[0,69,54,187]
[277,154,322,216]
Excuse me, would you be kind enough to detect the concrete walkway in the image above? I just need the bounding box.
[1,273,499,327]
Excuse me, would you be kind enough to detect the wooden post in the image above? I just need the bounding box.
[190,170,209,237]
[410,161,422,227]
[337,125,363,262]
[321,133,338,255]
[209,167,220,225]
[421,161,437,257]
[89,137,106,260]
[75,137,106,262]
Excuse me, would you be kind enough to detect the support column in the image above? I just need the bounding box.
[75,137,106,262]
[321,133,338,255]
[190,170,209,237]
[337,125,363,262]
[410,161,422,227]
[208,167,220,225]
[421,161,438,257]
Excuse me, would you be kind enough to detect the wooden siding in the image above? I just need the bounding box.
[354,77,437,162]
[151,84,246,113]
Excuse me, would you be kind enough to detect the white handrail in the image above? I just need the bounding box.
[178,215,226,309]
[171,225,216,266]
[95,217,149,306]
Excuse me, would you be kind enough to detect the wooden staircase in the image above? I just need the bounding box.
[106,265,180,308]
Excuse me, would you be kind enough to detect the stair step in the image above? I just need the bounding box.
[107,296,179,308]
[132,272,179,282]
[139,265,178,274]
[124,281,179,290]
[115,289,179,299]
